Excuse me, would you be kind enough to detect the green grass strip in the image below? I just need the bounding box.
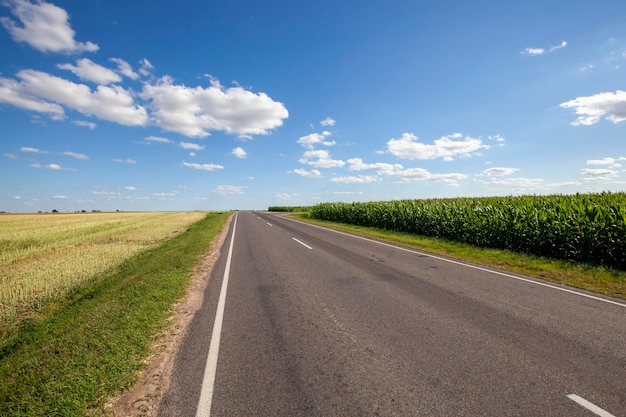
[291,214,626,300]
[0,212,231,417]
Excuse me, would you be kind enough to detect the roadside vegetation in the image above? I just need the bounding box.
[272,193,626,298]
[0,211,231,416]
[267,205,311,212]
[308,193,626,271]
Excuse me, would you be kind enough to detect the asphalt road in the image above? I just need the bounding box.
[158,211,625,417]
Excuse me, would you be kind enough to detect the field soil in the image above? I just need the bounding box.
[107,214,233,416]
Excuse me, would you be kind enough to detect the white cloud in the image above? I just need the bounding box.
[395,168,467,185]
[275,192,293,200]
[0,76,65,120]
[53,195,68,199]
[0,69,148,126]
[124,186,136,191]
[145,135,172,144]
[32,162,74,171]
[73,120,96,129]
[112,158,136,164]
[297,132,335,149]
[140,76,288,138]
[320,117,336,126]
[13,195,21,200]
[483,167,519,177]
[490,177,544,187]
[587,156,626,165]
[331,175,379,184]
[212,185,244,195]
[560,90,626,125]
[387,132,488,161]
[62,151,88,160]
[57,58,121,84]
[299,149,345,168]
[139,58,154,77]
[182,161,223,171]
[522,41,567,56]
[110,58,139,80]
[291,168,322,178]
[550,41,568,51]
[179,141,205,151]
[522,47,545,56]
[0,0,98,53]
[4,153,18,160]
[346,158,403,176]
[581,168,618,180]
[20,146,47,153]
[232,146,247,158]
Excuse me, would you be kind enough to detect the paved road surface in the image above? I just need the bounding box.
[158,211,625,416]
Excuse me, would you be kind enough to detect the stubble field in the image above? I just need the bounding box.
[0,211,207,323]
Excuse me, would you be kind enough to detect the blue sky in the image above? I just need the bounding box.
[1,0,625,212]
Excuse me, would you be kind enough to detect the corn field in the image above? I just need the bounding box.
[309,192,626,270]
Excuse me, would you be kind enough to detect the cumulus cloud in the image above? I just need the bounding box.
[581,168,618,181]
[297,131,335,148]
[62,151,88,160]
[320,117,336,126]
[522,41,567,56]
[331,175,379,184]
[395,168,467,185]
[112,158,136,164]
[139,58,154,77]
[586,157,625,165]
[0,76,65,120]
[231,146,247,158]
[291,168,322,178]
[182,161,223,171]
[483,167,519,177]
[57,58,121,84]
[560,90,626,125]
[387,132,488,161]
[299,149,345,168]
[0,69,148,126]
[141,76,288,138]
[20,146,47,153]
[110,58,140,80]
[522,47,545,56]
[586,156,625,169]
[0,0,98,53]
[73,120,96,129]
[145,135,172,144]
[179,141,205,151]
[347,158,402,176]
[212,185,245,195]
[31,162,72,171]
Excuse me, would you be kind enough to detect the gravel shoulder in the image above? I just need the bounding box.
[107,214,233,417]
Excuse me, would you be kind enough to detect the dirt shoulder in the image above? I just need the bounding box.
[107,214,233,416]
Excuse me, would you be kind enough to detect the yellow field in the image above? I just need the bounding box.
[0,212,207,318]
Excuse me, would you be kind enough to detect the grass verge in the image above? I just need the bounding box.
[0,211,231,417]
[290,213,626,300]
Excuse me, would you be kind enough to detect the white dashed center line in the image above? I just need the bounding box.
[292,237,313,249]
[567,394,616,417]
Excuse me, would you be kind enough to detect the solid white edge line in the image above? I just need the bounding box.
[195,212,238,417]
[280,216,626,308]
[567,394,616,417]
[292,236,313,249]
[267,222,273,226]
